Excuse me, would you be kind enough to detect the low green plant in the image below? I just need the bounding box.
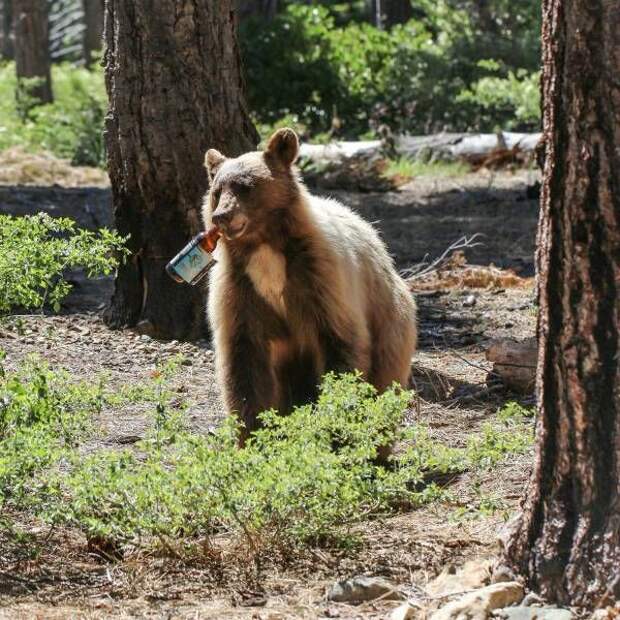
[0,356,536,561]
[466,401,534,468]
[0,213,128,314]
[0,353,103,512]
[0,62,107,166]
[383,157,470,181]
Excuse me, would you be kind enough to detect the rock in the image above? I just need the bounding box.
[494,606,573,620]
[521,593,544,607]
[427,559,493,597]
[491,564,518,584]
[327,576,405,604]
[430,582,524,620]
[463,294,477,307]
[391,602,424,620]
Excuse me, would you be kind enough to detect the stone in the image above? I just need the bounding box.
[491,564,518,584]
[521,593,544,607]
[391,602,424,620]
[430,582,525,620]
[494,605,573,620]
[427,559,493,597]
[327,576,405,604]
[463,294,477,307]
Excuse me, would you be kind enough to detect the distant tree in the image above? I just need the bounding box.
[369,0,412,28]
[504,0,620,607]
[236,0,278,21]
[0,0,14,58]
[82,0,102,66]
[12,0,53,105]
[103,0,258,340]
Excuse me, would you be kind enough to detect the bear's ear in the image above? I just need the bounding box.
[265,128,299,168]
[205,149,227,181]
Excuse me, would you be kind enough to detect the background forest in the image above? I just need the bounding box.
[0,0,541,168]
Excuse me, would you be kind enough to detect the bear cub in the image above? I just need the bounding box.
[203,128,417,444]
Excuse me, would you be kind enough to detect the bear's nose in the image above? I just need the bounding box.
[212,209,233,228]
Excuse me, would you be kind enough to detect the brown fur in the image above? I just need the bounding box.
[203,128,417,443]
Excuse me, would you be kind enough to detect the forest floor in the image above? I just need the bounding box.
[0,161,539,619]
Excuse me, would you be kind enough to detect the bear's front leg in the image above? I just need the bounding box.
[220,331,276,446]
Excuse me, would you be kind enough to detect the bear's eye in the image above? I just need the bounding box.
[230,181,251,198]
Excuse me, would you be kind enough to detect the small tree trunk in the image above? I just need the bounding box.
[12,0,53,105]
[0,0,14,59]
[104,0,258,340]
[82,0,103,66]
[504,0,620,608]
[369,0,412,28]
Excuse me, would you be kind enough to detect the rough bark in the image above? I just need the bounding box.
[82,0,103,66]
[0,0,14,59]
[504,0,620,608]
[12,0,53,104]
[103,0,258,340]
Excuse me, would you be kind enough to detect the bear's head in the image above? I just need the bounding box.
[203,128,301,244]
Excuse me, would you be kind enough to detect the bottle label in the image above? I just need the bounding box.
[166,238,215,285]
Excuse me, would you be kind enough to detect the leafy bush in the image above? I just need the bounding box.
[0,354,535,560]
[0,213,127,314]
[64,373,449,550]
[0,353,103,512]
[458,62,541,130]
[241,2,541,137]
[0,62,107,166]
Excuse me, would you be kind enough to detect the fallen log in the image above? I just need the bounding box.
[486,337,537,395]
[298,131,542,167]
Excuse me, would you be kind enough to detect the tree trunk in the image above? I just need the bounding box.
[369,0,412,28]
[82,0,103,66]
[103,0,258,341]
[503,0,620,608]
[0,0,14,59]
[12,0,53,105]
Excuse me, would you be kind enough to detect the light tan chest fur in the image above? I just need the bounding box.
[245,244,287,316]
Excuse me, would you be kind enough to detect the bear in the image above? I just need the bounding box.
[202,128,417,444]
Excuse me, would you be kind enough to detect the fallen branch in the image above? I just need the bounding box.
[403,234,485,280]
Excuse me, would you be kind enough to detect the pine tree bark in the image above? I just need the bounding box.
[103,0,258,340]
[12,0,52,104]
[82,0,103,66]
[504,0,620,608]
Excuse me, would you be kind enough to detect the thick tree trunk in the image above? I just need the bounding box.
[369,0,412,28]
[0,0,14,59]
[12,0,52,105]
[504,0,620,608]
[82,0,103,66]
[103,0,258,340]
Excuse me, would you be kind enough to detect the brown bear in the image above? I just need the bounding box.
[202,128,417,443]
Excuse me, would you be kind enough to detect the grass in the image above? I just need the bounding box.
[383,157,470,182]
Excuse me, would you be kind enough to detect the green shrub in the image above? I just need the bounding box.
[0,353,103,512]
[0,62,107,166]
[458,62,541,130]
[0,213,128,314]
[241,2,541,138]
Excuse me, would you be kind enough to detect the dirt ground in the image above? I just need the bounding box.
[0,168,538,619]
